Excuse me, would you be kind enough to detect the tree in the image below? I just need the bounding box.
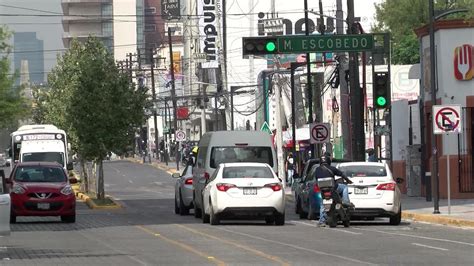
[372,0,474,65]
[64,38,146,199]
[0,26,29,129]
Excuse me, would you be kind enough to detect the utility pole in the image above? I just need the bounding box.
[304,0,315,159]
[337,0,351,160]
[150,48,159,161]
[168,26,179,171]
[163,99,169,166]
[429,0,440,214]
[347,0,364,161]
[274,74,286,187]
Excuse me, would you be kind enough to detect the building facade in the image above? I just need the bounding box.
[13,32,44,85]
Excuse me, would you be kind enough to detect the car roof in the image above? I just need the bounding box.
[221,162,271,168]
[14,161,64,167]
[336,162,385,167]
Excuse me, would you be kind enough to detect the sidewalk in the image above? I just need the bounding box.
[125,157,474,228]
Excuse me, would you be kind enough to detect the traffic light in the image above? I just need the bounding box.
[373,71,390,109]
[242,37,278,56]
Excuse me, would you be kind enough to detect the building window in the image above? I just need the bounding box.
[145,7,156,15]
[145,24,156,32]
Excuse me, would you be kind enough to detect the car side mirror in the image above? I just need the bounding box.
[69,177,78,184]
[67,162,74,171]
[172,172,181,178]
[396,177,404,184]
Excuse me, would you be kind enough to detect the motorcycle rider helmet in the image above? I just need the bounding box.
[320,154,331,165]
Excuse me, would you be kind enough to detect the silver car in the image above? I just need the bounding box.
[172,163,194,215]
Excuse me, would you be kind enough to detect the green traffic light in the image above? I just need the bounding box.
[376,96,387,107]
[266,41,276,52]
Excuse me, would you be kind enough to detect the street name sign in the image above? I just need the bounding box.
[433,105,462,134]
[310,123,330,144]
[277,34,374,53]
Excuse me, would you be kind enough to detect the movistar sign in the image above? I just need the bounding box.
[277,34,374,53]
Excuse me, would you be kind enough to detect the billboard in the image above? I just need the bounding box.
[197,0,221,68]
[161,0,180,20]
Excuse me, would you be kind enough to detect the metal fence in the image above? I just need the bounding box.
[458,107,474,193]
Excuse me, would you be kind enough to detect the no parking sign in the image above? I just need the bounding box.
[310,123,330,144]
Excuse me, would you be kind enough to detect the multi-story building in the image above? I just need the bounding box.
[13,32,44,85]
[61,0,142,61]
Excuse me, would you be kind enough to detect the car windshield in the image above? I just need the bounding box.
[210,147,273,168]
[14,166,67,183]
[223,166,274,179]
[22,152,64,166]
[338,165,387,177]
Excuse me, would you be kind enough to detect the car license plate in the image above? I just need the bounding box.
[243,188,257,195]
[37,203,50,210]
[322,199,333,205]
[355,187,368,194]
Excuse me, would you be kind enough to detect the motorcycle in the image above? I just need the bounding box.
[317,177,354,228]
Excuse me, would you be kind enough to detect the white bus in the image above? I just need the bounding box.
[8,125,72,171]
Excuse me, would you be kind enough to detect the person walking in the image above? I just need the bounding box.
[286,153,295,187]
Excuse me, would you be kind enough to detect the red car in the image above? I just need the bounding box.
[7,162,77,223]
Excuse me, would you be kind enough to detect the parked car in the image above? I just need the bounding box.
[201,162,285,225]
[172,162,194,215]
[6,162,77,223]
[0,169,11,236]
[193,131,277,219]
[294,158,351,220]
[337,162,403,225]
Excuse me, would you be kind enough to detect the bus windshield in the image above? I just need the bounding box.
[22,152,65,166]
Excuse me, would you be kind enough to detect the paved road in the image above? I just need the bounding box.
[1,161,474,265]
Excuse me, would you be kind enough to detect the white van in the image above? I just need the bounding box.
[192,131,278,218]
[19,140,73,172]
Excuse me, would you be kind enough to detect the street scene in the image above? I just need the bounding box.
[1,0,474,265]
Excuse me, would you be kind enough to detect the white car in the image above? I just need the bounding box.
[201,162,285,225]
[337,162,402,225]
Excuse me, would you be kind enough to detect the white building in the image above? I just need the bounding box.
[61,0,143,61]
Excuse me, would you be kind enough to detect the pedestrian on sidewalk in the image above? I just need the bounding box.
[286,153,295,187]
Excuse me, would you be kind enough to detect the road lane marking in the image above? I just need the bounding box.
[128,180,134,184]
[175,224,290,266]
[109,165,121,174]
[352,227,474,247]
[216,227,377,265]
[136,225,226,266]
[412,243,449,251]
[291,220,363,235]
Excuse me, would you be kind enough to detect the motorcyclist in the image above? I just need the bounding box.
[314,154,353,227]
[189,146,198,166]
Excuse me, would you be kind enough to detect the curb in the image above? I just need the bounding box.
[402,211,474,228]
[73,187,122,210]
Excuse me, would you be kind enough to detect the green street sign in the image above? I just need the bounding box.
[277,34,374,53]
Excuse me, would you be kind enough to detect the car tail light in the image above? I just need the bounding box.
[12,183,26,194]
[264,183,282,191]
[323,191,332,197]
[313,184,321,193]
[376,183,396,191]
[216,183,236,192]
[184,178,193,185]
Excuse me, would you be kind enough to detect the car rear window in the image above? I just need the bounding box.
[14,166,67,182]
[210,147,273,168]
[338,165,387,177]
[223,166,274,179]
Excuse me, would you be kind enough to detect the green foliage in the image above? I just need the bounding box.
[372,0,474,65]
[0,26,29,129]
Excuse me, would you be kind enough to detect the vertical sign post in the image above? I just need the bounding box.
[433,105,462,214]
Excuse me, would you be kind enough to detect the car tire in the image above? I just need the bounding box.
[265,216,275,225]
[179,192,189,216]
[201,198,210,223]
[274,212,285,226]
[10,213,16,224]
[389,205,402,225]
[174,195,180,214]
[193,193,202,218]
[210,206,219,225]
[298,198,308,219]
[61,214,76,223]
[308,203,317,220]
